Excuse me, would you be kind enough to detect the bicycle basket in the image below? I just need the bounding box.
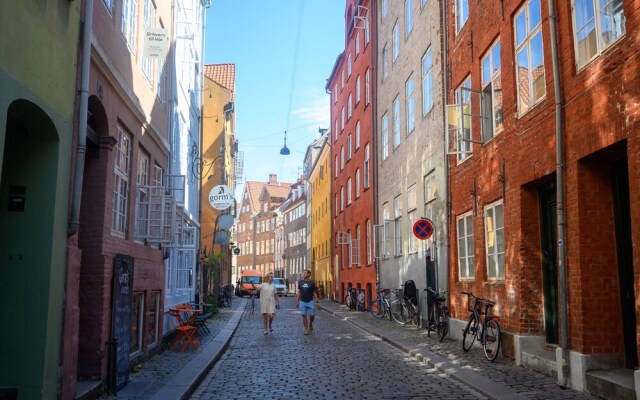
[467,296,478,313]
[403,280,418,305]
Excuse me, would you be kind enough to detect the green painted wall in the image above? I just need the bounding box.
[0,1,80,398]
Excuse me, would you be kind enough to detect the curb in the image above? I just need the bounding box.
[149,302,245,400]
[319,303,527,400]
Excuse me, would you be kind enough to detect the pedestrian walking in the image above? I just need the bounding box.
[295,269,320,335]
[252,272,280,335]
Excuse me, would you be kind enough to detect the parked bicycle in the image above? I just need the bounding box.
[344,287,357,310]
[461,291,501,361]
[426,287,449,342]
[218,284,233,307]
[369,288,392,320]
[248,289,258,315]
[389,284,419,327]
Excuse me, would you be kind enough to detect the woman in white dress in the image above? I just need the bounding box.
[255,272,280,335]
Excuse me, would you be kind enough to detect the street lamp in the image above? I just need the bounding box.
[280,130,290,155]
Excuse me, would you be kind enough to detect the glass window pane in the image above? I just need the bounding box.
[516,10,527,46]
[492,41,501,70]
[529,0,542,29]
[482,56,491,85]
[575,0,595,29]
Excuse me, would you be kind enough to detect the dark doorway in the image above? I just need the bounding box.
[539,183,558,344]
[610,159,638,368]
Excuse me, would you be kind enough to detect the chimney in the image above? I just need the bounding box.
[268,174,278,184]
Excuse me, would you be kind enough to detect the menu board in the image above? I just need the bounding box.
[111,254,134,391]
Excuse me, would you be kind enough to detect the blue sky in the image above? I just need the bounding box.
[205,1,345,195]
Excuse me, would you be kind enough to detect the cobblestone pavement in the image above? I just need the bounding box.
[317,300,599,400]
[192,296,487,400]
[99,299,242,400]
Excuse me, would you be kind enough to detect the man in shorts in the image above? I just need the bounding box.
[295,269,320,335]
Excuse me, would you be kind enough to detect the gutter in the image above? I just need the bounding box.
[547,0,570,387]
[68,0,94,236]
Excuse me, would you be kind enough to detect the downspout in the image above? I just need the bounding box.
[68,0,94,236]
[370,0,379,287]
[547,0,570,387]
[441,0,449,292]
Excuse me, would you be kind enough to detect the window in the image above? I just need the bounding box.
[408,185,417,253]
[334,83,338,103]
[515,0,545,114]
[356,31,360,56]
[356,75,361,104]
[382,203,393,258]
[366,219,372,264]
[355,121,361,149]
[147,291,160,347]
[424,172,436,203]
[355,169,360,198]
[348,94,353,119]
[135,150,150,239]
[112,126,131,235]
[457,212,475,280]
[393,22,400,62]
[364,144,370,188]
[405,0,414,37]
[121,0,138,51]
[340,187,344,211]
[394,196,403,256]
[335,194,338,216]
[382,45,389,80]
[142,0,156,82]
[455,77,472,162]
[365,68,371,105]
[573,0,625,69]
[130,292,143,355]
[176,250,193,289]
[422,0,427,7]
[422,47,433,115]
[381,113,389,160]
[156,31,166,102]
[335,156,338,177]
[456,0,469,33]
[341,69,345,89]
[382,0,388,17]
[347,134,352,160]
[103,0,115,14]
[393,96,401,148]
[341,107,345,130]
[348,53,352,77]
[485,200,505,280]
[347,178,352,205]
[354,225,362,266]
[481,40,504,140]
[341,146,345,170]
[406,75,415,134]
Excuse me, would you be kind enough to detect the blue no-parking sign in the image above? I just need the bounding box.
[413,218,434,240]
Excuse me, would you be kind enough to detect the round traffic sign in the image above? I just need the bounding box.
[413,218,434,240]
[208,185,234,210]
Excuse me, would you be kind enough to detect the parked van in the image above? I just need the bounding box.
[272,277,288,297]
[238,269,262,297]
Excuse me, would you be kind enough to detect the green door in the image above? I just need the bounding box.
[539,183,558,344]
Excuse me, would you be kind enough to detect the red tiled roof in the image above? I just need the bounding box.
[244,181,263,212]
[204,64,235,97]
[265,184,292,200]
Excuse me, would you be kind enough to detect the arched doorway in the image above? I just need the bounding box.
[0,99,59,397]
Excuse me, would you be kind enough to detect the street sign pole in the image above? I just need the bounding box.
[413,218,435,328]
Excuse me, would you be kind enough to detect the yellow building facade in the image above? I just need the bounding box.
[309,136,332,299]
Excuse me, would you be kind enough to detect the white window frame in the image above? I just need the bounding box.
[347,53,352,77]
[356,75,361,104]
[355,169,360,198]
[406,75,415,134]
[393,22,400,62]
[455,77,472,162]
[112,126,131,236]
[456,0,469,33]
[382,45,389,80]
[365,68,371,105]
[141,0,155,83]
[121,0,138,52]
[572,0,626,70]
[514,0,545,115]
[405,0,414,37]
[363,144,370,188]
[484,200,505,280]
[393,96,401,149]
[381,113,389,160]
[366,220,372,264]
[347,178,352,205]
[347,134,352,160]
[348,93,353,119]
[457,212,475,280]
[481,39,503,141]
[355,121,361,149]
[422,47,433,115]
[394,195,403,256]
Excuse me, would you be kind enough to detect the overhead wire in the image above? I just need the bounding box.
[283,0,306,145]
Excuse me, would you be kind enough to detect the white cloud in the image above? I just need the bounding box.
[290,88,330,128]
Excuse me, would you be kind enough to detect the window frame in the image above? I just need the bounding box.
[484,199,505,280]
[457,211,475,280]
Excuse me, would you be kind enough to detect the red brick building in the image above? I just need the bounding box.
[327,0,377,304]
[235,175,291,283]
[445,0,639,394]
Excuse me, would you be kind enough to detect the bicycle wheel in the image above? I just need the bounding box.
[483,319,501,362]
[408,303,419,327]
[369,298,383,318]
[345,293,353,309]
[390,300,407,325]
[462,314,478,352]
[383,299,392,321]
[437,307,450,342]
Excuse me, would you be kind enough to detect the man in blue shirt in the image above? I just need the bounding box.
[295,269,320,335]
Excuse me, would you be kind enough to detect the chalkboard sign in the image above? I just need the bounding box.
[111,254,134,391]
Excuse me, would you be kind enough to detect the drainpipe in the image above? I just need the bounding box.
[441,0,449,294]
[370,1,380,288]
[548,0,570,387]
[68,0,94,236]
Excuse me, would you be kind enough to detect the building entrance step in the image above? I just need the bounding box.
[521,345,557,377]
[585,368,635,400]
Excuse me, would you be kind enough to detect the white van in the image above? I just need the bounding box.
[272,277,288,297]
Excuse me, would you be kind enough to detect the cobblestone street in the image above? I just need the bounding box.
[192,297,477,399]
